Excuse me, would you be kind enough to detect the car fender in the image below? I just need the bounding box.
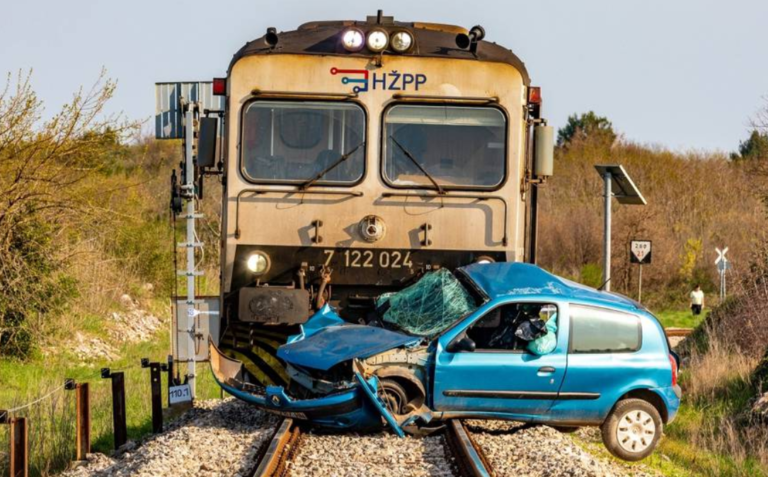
[373,366,427,401]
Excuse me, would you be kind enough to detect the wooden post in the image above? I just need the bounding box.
[76,383,91,460]
[10,417,28,477]
[150,363,163,433]
[111,372,127,449]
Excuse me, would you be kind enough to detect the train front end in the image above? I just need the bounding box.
[212,14,551,393]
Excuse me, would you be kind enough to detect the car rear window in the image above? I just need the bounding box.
[569,305,641,353]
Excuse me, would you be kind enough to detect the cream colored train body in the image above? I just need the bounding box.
[215,16,550,386]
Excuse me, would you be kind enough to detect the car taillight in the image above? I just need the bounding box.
[669,354,678,387]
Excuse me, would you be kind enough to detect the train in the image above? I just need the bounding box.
[161,11,555,397]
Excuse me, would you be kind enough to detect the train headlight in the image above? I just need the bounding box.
[246,252,270,275]
[366,30,389,52]
[390,31,413,53]
[342,28,365,52]
[475,255,496,264]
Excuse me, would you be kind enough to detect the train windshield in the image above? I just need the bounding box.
[383,105,506,190]
[241,101,365,184]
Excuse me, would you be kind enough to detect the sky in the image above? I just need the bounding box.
[1,0,766,153]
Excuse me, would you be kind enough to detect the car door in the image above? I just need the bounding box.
[549,304,646,423]
[433,300,568,418]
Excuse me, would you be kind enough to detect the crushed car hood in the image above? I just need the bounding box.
[278,317,420,371]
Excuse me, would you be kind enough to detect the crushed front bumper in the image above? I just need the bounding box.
[210,338,404,434]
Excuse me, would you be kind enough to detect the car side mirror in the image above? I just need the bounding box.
[448,335,476,353]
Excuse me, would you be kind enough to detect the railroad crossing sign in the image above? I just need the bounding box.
[630,240,652,264]
[715,247,731,272]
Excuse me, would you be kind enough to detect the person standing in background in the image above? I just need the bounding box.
[690,284,705,315]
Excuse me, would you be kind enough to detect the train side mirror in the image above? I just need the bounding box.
[534,125,554,177]
[197,117,218,169]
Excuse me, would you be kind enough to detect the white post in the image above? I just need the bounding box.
[603,172,612,291]
[184,104,197,399]
[638,264,643,303]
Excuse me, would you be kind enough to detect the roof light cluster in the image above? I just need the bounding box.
[341,28,414,53]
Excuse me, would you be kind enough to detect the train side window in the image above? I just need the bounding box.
[240,101,366,185]
[382,105,507,191]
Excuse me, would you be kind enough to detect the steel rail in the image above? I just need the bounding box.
[251,418,302,477]
[446,419,494,477]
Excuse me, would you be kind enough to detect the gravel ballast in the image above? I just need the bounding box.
[58,400,664,477]
[466,420,658,477]
[287,431,454,477]
[61,399,278,477]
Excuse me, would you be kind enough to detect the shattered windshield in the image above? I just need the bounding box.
[375,269,479,336]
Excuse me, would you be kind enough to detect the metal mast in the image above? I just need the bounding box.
[179,101,203,399]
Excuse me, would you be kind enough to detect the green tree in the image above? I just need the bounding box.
[733,130,768,161]
[557,111,617,147]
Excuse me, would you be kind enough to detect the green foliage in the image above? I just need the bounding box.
[679,238,702,284]
[0,213,78,359]
[557,111,617,147]
[579,262,604,288]
[733,130,768,161]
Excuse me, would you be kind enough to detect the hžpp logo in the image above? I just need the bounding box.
[331,68,427,94]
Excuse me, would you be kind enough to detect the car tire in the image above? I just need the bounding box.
[379,379,409,416]
[552,426,580,434]
[601,398,663,461]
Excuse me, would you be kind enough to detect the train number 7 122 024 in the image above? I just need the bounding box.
[323,249,414,269]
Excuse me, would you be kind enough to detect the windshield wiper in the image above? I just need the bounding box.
[298,141,365,190]
[389,136,445,195]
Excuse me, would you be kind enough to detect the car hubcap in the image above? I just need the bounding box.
[616,410,656,453]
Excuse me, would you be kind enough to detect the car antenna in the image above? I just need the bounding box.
[598,277,611,291]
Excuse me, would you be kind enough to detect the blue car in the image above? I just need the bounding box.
[210,263,681,461]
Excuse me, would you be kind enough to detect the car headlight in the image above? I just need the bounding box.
[342,28,365,52]
[390,31,413,53]
[366,30,389,52]
[246,252,270,275]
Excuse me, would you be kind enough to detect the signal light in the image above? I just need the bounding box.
[528,86,542,104]
[212,78,226,96]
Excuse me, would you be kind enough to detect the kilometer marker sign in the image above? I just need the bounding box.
[630,240,652,264]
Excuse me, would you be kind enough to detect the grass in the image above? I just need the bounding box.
[655,308,708,329]
[0,316,222,476]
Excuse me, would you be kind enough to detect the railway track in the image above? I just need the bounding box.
[445,420,494,477]
[251,418,303,477]
[251,418,493,477]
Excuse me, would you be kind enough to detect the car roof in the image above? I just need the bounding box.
[459,262,641,312]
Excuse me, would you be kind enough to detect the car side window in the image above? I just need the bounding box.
[569,305,641,353]
[465,303,558,352]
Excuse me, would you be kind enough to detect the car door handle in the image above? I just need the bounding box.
[538,366,556,373]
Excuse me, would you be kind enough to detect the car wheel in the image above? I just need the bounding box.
[379,379,409,416]
[601,398,662,461]
[552,426,580,434]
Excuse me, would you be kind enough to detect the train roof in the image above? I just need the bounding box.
[229,17,530,85]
